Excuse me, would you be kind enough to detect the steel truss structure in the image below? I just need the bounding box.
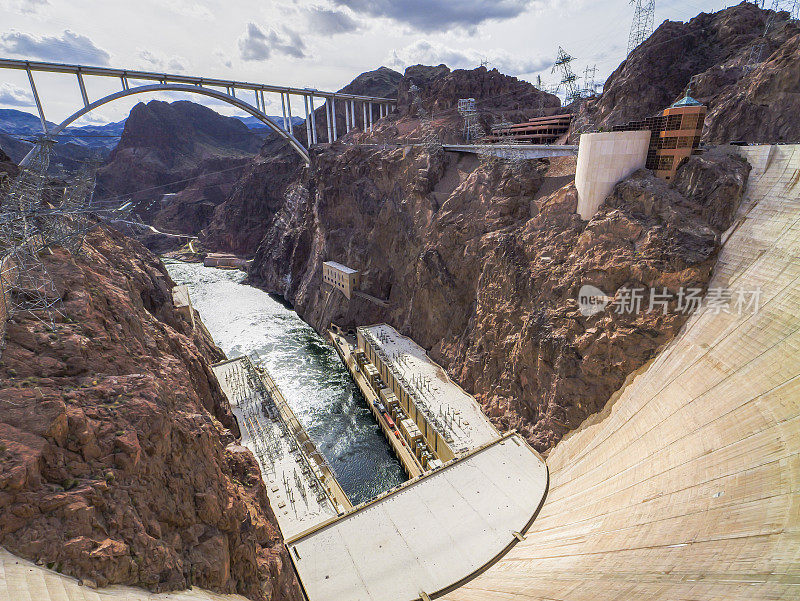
[410,84,442,151]
[552,47,581,105]
[628,0,657,55]
[0,58,397,165]
[0,140,117,330]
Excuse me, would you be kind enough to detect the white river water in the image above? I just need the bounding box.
[164,259,406,505]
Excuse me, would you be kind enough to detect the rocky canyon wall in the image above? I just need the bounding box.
[574,2,800,144]
[249,141,750,451]
[0,226,300,601]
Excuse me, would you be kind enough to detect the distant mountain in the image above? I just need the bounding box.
[96,100,266,237]
[235,115,305,130]
[0,108,126,153]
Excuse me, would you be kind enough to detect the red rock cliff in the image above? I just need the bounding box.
[0,226,301,601]
[249,141,750,451]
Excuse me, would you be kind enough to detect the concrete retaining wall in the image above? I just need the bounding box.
[575,130,651,220]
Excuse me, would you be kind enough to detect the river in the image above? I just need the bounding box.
[164,259,406,505]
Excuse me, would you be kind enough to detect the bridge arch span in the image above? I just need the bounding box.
[21,82,310,165]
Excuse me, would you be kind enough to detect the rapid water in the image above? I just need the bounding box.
[164,259,406,505]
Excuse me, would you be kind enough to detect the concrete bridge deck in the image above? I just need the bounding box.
[442,144,578,159]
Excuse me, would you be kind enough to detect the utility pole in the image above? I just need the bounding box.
[627,0,656,55]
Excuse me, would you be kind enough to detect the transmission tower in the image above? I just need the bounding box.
[627,0,656,55]
[552,47,581,105]
[457,97,484,143]
[582,64,599,97]
[0,140,61,329]
[0,141,108,330]
[409,84,442,151]
[745,0,799,72]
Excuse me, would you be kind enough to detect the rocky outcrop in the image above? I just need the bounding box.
[97,100,262,234]
[0,226,300,601]
[338,66,403,98]
[201,148,305,256]
[250,141,750,451]
[0,146,18,182]
[378,65,560,144]
[574,2,800,143]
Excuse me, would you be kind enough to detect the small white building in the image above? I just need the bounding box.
[322,261,360,299]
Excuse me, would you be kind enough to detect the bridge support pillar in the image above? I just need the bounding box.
[26,68,47,133]
[309,96,318,144]
[331,96,337,141]
[345,100,351,133]
[363,102,367,132]
[286,94,294,135]
[369,102,373,131]
[304,96,312,146]
[326,99,333,143]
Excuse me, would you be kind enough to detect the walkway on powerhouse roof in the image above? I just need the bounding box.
[287,433,547,601]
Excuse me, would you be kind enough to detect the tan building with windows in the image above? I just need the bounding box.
[322,261,360,299]
[613,90,707,181]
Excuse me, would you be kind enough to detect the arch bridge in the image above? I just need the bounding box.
[0,58,397,165]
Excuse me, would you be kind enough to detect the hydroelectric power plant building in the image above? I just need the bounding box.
[322,260,360,299]
[356,324,499,460]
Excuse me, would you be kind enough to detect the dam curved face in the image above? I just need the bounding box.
[443,144,800,600]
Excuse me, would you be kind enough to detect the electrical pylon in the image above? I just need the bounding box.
[627,0,656,55]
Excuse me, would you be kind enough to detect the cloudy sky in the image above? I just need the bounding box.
[0,0,736,125]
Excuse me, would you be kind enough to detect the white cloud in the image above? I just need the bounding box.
[136,49,189,73]
[0,82,33,106]
[305,6,361,34]
[0,29,111,65]
[0,0,49,15]
[162,0,214,20]
[214,49,233,69]
[389,40,553,76]
[333,0,534,32]
[238,23,308,61]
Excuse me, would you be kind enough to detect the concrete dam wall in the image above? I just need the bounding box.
[444,144,800,600]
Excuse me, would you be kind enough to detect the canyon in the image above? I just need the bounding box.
[1,2,798,600]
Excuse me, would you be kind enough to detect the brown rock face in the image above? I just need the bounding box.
[250,142,749,451]
[97,100,262,237]
[0,227,300,601]
[0,146,18,182]
[201,149,305,256]
[385,65,560,144]
[575,2,800,143]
